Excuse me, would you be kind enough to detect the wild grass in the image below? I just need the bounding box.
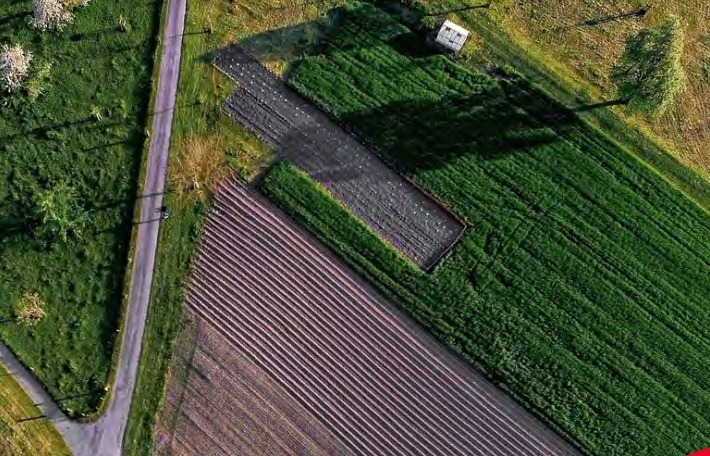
[0,364,71,456]
[0,0,160,415]
[499,0,710,176]
[268,4,710,455]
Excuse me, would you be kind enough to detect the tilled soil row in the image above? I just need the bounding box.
[214,45,465,269]
[156,313,348,456]
[170,179,582,456]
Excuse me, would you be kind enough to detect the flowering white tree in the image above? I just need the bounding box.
[33,0,72,30]
[0,44,33,93]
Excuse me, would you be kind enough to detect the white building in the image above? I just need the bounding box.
[435,20,469,53]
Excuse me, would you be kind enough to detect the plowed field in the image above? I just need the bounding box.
[155,178,581,456]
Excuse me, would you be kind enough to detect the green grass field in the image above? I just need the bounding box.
[261,3,710,455]
[0,365,71,456]
[0,0,160,415]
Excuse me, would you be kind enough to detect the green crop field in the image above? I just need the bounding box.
[0,0,160,415]
[261,3,710,455]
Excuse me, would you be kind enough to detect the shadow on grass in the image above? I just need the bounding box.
[238,12,341,67]
[0,118,95,141]
[340,86,569,172]
[0,10,32,33]
[226,2,581,174]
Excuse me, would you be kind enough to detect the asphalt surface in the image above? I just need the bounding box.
[0,0,186,454]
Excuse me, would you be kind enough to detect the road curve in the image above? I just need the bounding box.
[0,0,186,454]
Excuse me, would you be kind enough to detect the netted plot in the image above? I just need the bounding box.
[214,45,464,269]
[158,179,582,456]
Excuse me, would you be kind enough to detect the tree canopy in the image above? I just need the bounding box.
[611,16,686,117]
[34,181,87,243]
[0,44,32,93]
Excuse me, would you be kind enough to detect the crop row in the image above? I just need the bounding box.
[181,178,581,456]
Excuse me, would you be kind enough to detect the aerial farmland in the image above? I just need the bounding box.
[0,0,702,455]
[154,179,582,456]
[130,0,710,456]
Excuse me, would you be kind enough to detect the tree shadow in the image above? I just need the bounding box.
[238,16,336,65]
[0,117,95,142]
[423,2,491,17]
[70,27,119,42]
[551,6,650,33]
[334,69,577,172]
[0,10,32,33]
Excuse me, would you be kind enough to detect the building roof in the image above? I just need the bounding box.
[435,20,470,52]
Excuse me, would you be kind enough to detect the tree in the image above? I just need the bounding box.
[35,181,87,243]
[611,16,686,117]
[27,62,52,101]
[15,292,46,326]
[33,0,72,30]
[0,44,33,93]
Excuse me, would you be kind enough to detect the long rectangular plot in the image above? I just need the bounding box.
[166,178,583,456]
[214,45,464,269]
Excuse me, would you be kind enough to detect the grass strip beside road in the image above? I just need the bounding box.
[124,0,276,454]
[0,365,71,456]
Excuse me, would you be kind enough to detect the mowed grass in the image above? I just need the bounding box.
[264,4,710,455]
[501,0,710,176]
[0,0,160,415]
[0,365,71,456]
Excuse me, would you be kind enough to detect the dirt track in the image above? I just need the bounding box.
[214,45,464,269]
[159,178,583,456]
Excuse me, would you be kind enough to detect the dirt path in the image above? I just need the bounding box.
[0,0,186,454]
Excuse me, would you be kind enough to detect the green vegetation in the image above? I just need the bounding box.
[399,0,710,213]
[611,16,686,117]
[124,0,275,453]
[0,365,72,456]
[0,0,160,415]
[475,0,710,176]
[264,4,710,455]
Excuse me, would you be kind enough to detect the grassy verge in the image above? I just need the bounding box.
[0,365,72,456]
[0,0,161,416]
[267,4,710,455]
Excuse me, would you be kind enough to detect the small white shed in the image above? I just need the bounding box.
[435,20,469,53]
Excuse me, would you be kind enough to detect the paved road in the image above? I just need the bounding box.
[0,0,186,454]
